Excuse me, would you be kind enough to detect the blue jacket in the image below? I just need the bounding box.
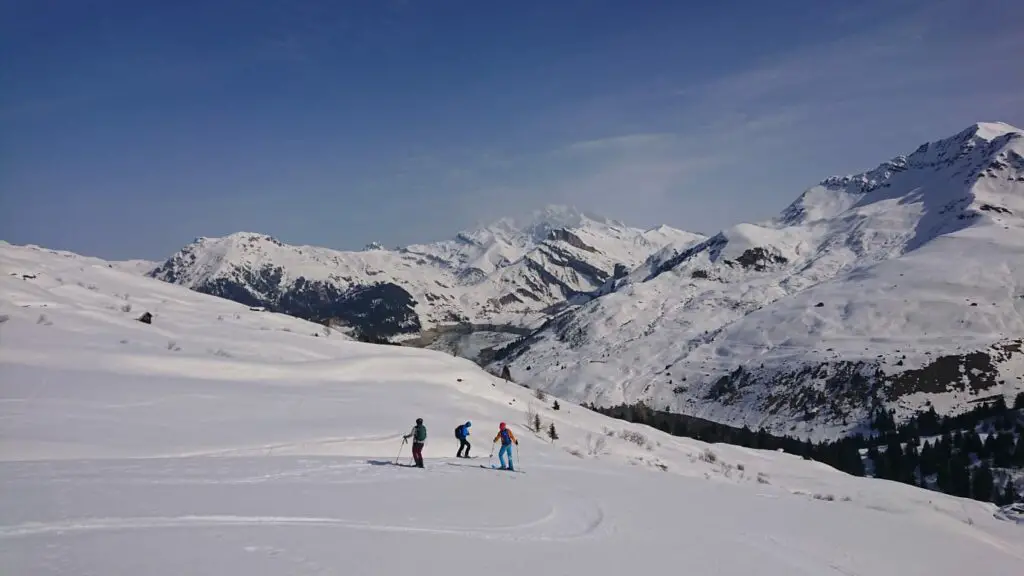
[456,423,471,439]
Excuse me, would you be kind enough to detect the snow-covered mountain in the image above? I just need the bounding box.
[147,206,702,341]
[3,241,1022,575]
[495,122,1024,441]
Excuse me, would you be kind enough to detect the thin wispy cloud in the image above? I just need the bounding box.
[562,133,678,153]
[445,0,1024,236]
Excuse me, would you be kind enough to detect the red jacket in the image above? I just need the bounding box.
[494,428,517,445]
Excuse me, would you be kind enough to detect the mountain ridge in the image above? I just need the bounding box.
[492,121,1024,441]
[71,121,1024,440]
[147,205,703,341]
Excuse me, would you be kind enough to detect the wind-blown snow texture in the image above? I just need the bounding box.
[499,122,1024,440]
[2,242,1022,575]
[148,205,702,340]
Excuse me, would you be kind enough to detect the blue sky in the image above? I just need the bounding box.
[2,0,1022,260]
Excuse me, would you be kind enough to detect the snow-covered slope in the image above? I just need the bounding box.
[498,122,1024,440]
[2,241,1022,575]
[148,206,702,341]
[111,257,161,275]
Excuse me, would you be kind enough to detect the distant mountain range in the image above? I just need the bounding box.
[54,121,1024,441]
[494,122,1024,440]
[147,205,702,343]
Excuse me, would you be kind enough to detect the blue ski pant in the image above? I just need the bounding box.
[498,444,513,468]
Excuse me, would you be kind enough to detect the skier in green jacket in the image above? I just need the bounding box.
[403,418,427,468]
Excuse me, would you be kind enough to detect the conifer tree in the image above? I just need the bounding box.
[840,440,865,477]
[992,433,1011,468]
[917,406,941,436]
[900,443,919,484]
[981,433,997,461]
[966,430,984,458]
[919,441,936,478]
[993,396,1008,414]
[1013,435,1024,466]
[867,445,884,478]
[971,464,995,502]
[939,431,953,457]
[949,452,971,497]
[1001,478,1017,504]
[935,459,951,493]
[884,437,904,481]
[999,411,1015,431]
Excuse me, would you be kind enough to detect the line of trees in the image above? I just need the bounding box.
[589,392,1024,505]
[867,425,1022,503]
[861,395,1023,504]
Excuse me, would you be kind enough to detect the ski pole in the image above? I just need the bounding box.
[395,437,407,465]
[489,441,496,467]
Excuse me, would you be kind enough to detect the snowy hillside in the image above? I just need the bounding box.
[147,205,701,343]
[498,122,1024,440]
[2,241,1023,575]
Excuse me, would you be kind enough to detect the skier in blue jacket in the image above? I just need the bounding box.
[455,421,472,458]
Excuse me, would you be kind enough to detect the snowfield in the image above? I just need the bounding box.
[2,242,1023,575]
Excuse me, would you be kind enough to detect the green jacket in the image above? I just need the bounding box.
[405,424,427,443]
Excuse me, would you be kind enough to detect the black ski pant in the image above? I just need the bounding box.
[457,438,471,457]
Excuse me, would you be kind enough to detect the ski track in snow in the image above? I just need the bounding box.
[0,507,606,544]
[0,456,609,545]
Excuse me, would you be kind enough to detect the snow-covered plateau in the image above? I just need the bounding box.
[2,239,1024,575]
[497,122,1024,440]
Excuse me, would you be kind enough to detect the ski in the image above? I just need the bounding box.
[444,462,524,473]
[482,464,525,474]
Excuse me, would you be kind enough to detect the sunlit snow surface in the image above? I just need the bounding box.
[1,242,1022,575]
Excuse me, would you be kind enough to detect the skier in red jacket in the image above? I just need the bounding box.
[493,422,518,471]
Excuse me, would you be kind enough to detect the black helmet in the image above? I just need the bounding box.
[416,418,423,425]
